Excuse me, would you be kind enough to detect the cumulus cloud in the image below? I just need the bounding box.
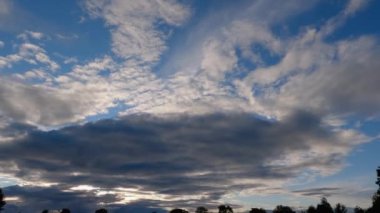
[0,42,59,71]
[0,112,370,209]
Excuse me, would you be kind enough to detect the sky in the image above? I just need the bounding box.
[0,0,380,212]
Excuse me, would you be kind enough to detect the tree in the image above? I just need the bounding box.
[170,208,189,213]
[273,205,295,213]
[0,188,6,212]
[196,206,208,213]
[306,206,317,213]
[334,203,346,213]
[95,208,108,213]
[366,191,380,213]
[41,210,49,213]
[249,208,266,213]
[316,197,333,213]
[61,209,71,213]
[353,206,364,213]
[218,205,233,213]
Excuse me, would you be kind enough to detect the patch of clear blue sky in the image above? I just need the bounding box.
[2,0,111,65]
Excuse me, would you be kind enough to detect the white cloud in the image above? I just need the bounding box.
[84,0,190,63]
[17,31,45,41]
[0,42,60,71]
[344,0,369,16]
[0,40,4,48]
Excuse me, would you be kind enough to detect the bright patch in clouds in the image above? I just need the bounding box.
[0,0,379,212]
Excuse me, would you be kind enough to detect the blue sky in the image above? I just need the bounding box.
[0,0,380,212]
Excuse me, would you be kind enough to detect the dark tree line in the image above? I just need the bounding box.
[0,191,379,213]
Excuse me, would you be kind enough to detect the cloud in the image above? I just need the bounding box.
[17,30,45,41]
[83,0,190,63]
[344,0,370,16]
[0,79,87,126]
[238,34,380,120]
[292,187,341,197]
[3,185,120,213]
[0,42,59,71]
[0,40,4,48]
[0,112,370,209]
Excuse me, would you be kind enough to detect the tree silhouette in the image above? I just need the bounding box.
[353,206,365,213]
[306,205,316,213]
[0,188,6,212]
[61,208,71,213]
[196,206,208,213]
[95,208,108,213]
[41,210,49,213]
[218,205,233,213]
[334,203,346,213]
[316,197,333,213]
[170,208,189,213]
[366,191,380,213]
[272,205,295,213]
[249,207,266,213]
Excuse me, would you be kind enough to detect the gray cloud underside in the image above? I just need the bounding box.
[3,185,136,213]
[292,187,341,197]
[0,111,365,209]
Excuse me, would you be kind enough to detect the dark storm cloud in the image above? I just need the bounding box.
[0,112,360,208]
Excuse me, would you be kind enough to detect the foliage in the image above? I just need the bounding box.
[95,208,108,213]
[249,207,266,213]
[170,208,189,213]
[316,197,333,213]
[353,206,365,213]
[334,203,347,213]
[273,205,295,213]
[196,206,208,213]
[218,205,233,213]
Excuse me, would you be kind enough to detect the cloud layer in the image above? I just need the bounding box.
[0,111,369,211]
[0,0,379,211]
